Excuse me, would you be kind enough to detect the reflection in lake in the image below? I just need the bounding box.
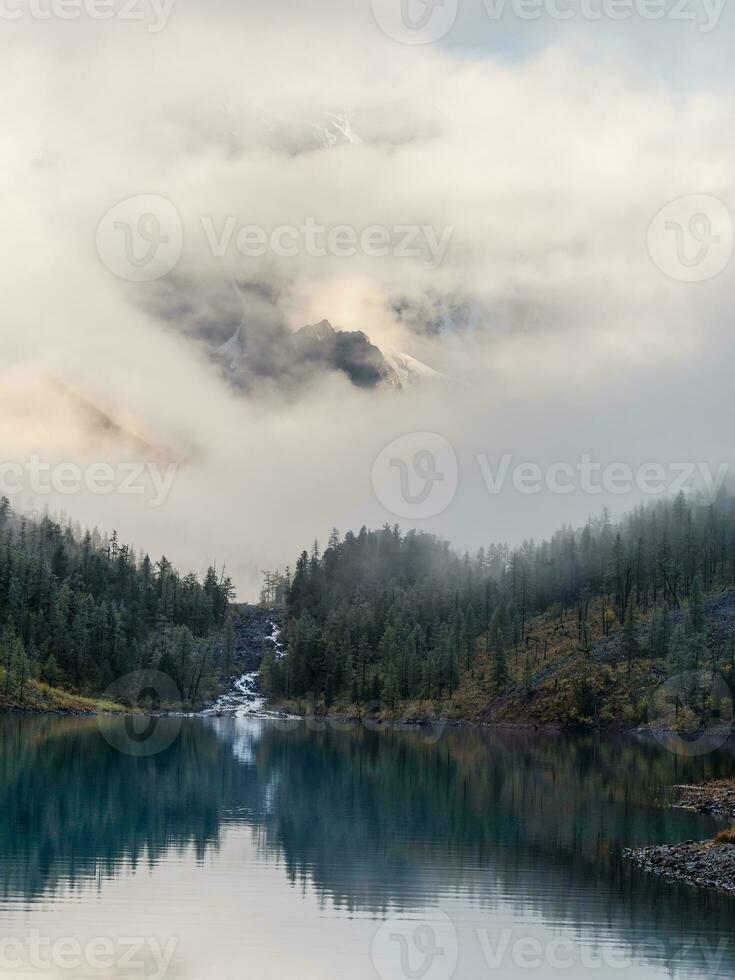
[0,715,733,979]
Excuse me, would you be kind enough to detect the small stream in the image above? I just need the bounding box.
[210,619,286,717]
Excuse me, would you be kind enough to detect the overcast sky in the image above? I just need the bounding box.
[1,0,733,596]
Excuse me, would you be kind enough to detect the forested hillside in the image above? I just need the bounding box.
[266,492,735,728]
[0,498,234,709]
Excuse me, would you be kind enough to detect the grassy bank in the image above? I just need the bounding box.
[0,674,126,715]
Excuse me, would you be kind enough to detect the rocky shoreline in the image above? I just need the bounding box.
[625,780,735,897]
[671,780,735,819]
[625,841,735,897]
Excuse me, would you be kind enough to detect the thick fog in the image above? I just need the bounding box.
[1,0,734,596]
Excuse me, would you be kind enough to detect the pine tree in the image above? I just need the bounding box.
[522,646,533,699]
[667,623,697,720]
[667,623,692,676]
[682,574,707,668]
[41,654,61,687]
[224,617,235,676]
[621,600,638,676]
[382,669,398,709]
[724,634,735,716]
[689,574,705,634]
[445,634,459,698]
[260,647,279,697]
[494,643,508,692]
[649,604,668,659]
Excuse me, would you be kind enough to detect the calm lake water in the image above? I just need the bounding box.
[1,714,734,980]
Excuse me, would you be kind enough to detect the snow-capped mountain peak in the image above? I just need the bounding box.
[212,317,462,391]
[380,346,448,387]
[212,324,244,371]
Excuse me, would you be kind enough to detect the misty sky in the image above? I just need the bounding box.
[1,0,734,597]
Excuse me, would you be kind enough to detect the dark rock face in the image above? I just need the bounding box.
[210,316,401,392]
[293,320,398,388]
[229,605,283,675]
[625,841,735,897]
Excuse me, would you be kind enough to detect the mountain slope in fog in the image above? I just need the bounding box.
[213,317,454,391]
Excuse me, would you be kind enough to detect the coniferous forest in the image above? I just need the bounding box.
[3,488,735,727]
[264,491,735,727]
[0,498,234,708]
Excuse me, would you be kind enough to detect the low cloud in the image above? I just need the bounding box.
[1,4,734,594]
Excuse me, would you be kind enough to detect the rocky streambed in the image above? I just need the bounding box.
[203,605,287,717]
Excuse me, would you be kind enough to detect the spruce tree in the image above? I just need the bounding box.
[649,604,668,659]
[494,642,508,692]
[621,600,638,675]
[688,574,705,635]
[523,646,533,699]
